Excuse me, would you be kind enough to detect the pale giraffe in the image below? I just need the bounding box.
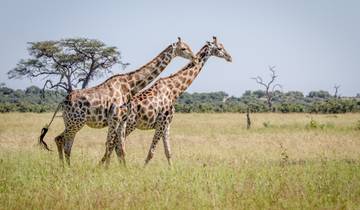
[39,37,195,166]
[104,37,232,166]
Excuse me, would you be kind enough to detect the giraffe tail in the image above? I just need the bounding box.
[38,102,62,151]
[39,126,51,151]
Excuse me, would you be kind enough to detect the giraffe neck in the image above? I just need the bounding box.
[166,45,210,100]
[101,44,175,99]
[126,45,175,95]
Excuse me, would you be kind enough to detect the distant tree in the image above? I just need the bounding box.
[252,90,266,98]
[242,90,252,97]
[285,91,304,99]
[25,85,41,95]
[251,66,282,111]
[307,90,331,99]
[8,38,129,93]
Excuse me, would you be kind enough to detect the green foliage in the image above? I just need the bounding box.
[8,38,128,92]
[307,90,331,99]
[306,118,320,129]
[177,90,360,114]
[279,103,304,113]
[305,118,330,129]
[0,84,359,114]
[308,99,358,114]
[0,85,65,113]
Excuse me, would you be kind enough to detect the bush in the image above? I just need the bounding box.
[1,85,360,113]
[306,118,326,129]
[355,120,360,131]
[263,121,271,128]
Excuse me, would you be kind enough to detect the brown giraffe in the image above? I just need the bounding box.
[104,37,232,166]
[39,37,195,166]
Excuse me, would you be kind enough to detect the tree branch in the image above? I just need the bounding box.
[251,65,281,110]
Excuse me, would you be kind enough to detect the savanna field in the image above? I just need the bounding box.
[1,112,360,209]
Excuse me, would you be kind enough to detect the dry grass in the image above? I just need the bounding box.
[1,112,360,209]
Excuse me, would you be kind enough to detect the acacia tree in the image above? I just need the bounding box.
[251,66,282,111]
[8,38,129,93]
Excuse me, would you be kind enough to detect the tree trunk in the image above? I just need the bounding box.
[81,62,95,89]
[66,75,72,93]
[246,108,251,129]
[81,73,92,89]
[266,89,272,111]
[267,99,272,110]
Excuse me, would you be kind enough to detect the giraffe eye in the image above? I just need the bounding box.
[181,48,186,51]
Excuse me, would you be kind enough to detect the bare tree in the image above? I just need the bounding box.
[251,66,282,111]
[333,84,340,98]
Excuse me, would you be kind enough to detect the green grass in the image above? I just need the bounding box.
[1,113,360,209]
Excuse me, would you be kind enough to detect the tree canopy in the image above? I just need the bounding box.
[8,38,129,93]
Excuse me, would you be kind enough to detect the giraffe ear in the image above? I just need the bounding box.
[177,37,182,43]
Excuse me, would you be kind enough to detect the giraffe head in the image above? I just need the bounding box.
[206,36,232,62]
[173,37,196,61]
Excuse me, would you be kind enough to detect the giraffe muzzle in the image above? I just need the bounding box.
[226,56,232,62]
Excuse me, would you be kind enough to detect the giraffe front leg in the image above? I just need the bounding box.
[114,121,127,166]
[162,124,172,166]
[99,123,118,168]
[144,128,162,166]
[114,122,136,166]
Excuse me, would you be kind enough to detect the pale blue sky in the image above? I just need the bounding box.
[1,0,359,96]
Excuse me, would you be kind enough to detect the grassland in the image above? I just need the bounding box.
[0,112,360,209]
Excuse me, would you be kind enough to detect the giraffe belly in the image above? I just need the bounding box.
[137,123,154,130]
[136,117,156,130]
[86,121,108,128]
[85,112,108,128]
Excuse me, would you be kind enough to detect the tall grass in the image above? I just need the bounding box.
[1,113,360,209]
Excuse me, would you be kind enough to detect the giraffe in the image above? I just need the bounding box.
[103,36,232,166]
[38,37,196,166]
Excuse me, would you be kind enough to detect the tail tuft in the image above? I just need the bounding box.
[39,126,52,151]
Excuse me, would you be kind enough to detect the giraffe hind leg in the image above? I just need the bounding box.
[61,125,83,166]
[115,123,135,166]
[59,105,85,166]
[54,134,65,165]
[63,133,75,166]
[100,139,115,168]
[162,124,172,166]
[54,130,77,167]
[101,105,130,168]
[144,128,163,166]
